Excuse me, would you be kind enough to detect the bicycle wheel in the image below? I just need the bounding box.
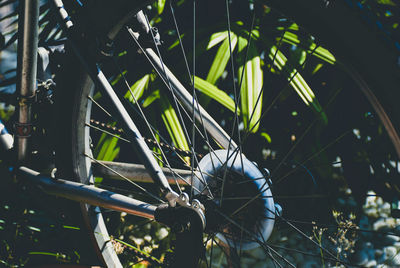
[57,0,400,266]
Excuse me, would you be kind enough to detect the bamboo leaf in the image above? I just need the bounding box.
[194,76,239,114]
[159,93,190,163]
[237,36,248,53]
[96,135,120,161]
[269,45,327,123]
[111,71,127,86]
[157,0,166,14]
[94,122,120,161]
[239,42,263,133]
[207,31,228,50]
[168,33,185,50]
[261,132,272,143]
[279,31,336,64]
[143,89,160,108]
[206,32,238,85]
[124,74,150,103]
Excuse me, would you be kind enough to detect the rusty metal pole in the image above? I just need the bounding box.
[15,0,39,162]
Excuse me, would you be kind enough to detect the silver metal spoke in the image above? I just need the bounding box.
[219,0,246,208]
[227,87,346,215]
[85,153,164,203]
[275,129,351,185]
[244,44,320,137]
[88,95,113,118]
[216,210,296,267]
[108,56,185,194]
[265,207,347,266]
[86,123,130,143]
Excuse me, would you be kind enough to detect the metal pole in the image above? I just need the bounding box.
[15,0,39,162]
[17,166,157,219]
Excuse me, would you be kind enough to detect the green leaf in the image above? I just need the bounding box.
[206,32,238,85]
[143,89,161,108]
[168,33,185,50]
[157,0,166,14]
[194,76,239,114]
[269,45,328,124]
[94,122,120,161]
[159,93,190,161]
[377,0,395,5]
[111,71,127,86]
[207,31,228,50]
[239,42,263,133]
[261,132,272,143]
[279,31,336,64]
[114,238,161,264]
[124,74,150,103]
[312,63,324,75]
[237,36,248,53]
[96,135,120,161]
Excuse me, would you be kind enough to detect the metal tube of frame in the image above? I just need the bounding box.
[15,0,39,162]
[92,160,198,185]
[17,166,157,219]
[142,46,237,150]
[51,0,179,205]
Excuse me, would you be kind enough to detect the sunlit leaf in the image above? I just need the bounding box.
[94,122,120,161]
[377,0,395,5]
[312,63,324,75]
[261,132,272,143]
[239,42,263,133]
[114,238,161,264]
[194,76,239,114]
[143,89,160,108]
[269,45,328,123]
[96,135,120,161]
[168,33,185,50]
[207,31,228,50]
[157,0,166,14]
[206,32,237,85]
[237,35,248,53]
[279,31,336,64]
[159,93,190,163]
[111,71,127,86]
[124,74,150,103]
[277,23,299,31]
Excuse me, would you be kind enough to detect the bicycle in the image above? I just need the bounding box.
[1,0,400,267]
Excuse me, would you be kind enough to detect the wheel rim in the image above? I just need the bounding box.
[69,0,400,267]
[195,149,275,251]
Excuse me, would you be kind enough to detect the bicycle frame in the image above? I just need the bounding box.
[0,0,162,222]
[15,0,38,162]
[2,0,211,225]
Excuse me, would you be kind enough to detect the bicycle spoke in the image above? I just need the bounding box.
[65,1,400,266]
[244,44,320,137]
[88,95,113,118]
[84,153,164,203]
[267,207,349,266]
[225,87,346,215]
[86,122,130,143]
[216,210,296,267]
[275,129,351,185]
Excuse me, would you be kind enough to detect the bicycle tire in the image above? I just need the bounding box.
[56,0,400,267]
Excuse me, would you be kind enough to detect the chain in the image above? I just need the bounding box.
[89,119,203,159]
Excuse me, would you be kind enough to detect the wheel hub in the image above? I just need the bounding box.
[194,150,275,250]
